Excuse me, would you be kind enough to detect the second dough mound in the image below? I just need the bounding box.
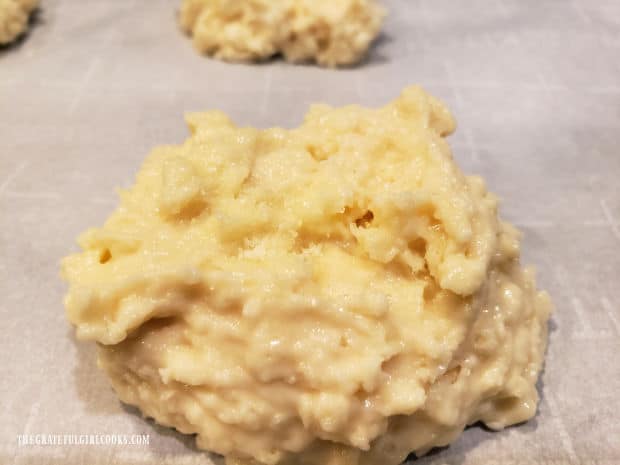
[0,0,38,45]
[179,0,385,67]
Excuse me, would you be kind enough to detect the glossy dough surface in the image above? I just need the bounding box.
[63,87,552,465]
[0,0,38,44]
[179,0,385,67]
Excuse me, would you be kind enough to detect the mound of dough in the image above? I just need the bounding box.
[179,0,385,67]
[0,0,38,45]
[63,86,552,465]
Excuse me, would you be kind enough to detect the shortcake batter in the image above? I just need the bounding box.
[63,86,552,465]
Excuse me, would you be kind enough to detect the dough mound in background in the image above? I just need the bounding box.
[63,87,552,465]
[179,0,385,67]
[0,0,38,45]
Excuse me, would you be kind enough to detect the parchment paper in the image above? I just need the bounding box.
[1,0,619,464]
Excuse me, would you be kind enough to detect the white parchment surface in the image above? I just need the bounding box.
[1,1,619,464]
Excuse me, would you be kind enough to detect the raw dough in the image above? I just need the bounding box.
[63,86,552,465]
[0,0,38,45]
[179,0,385,67]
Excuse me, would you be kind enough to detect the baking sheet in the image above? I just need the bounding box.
[1,0,619,464]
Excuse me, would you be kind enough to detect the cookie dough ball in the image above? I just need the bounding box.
[63,86,552,465]
[0,0,38,45]
[179,0,385,67]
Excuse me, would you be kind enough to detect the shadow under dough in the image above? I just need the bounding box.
[356,31,393,68]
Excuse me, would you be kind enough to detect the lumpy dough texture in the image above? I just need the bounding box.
[0,0,37,45]
[63,87,552,465]
[179,0,385,67]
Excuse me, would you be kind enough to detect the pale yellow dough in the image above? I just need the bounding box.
[179,0,385,67]
[63,87,552,465]
[0,0,38,45]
